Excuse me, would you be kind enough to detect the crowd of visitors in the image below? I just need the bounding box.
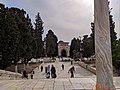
[22,61,75,79]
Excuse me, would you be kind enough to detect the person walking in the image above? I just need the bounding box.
[46,65,50,78]
[51,65,57,78]
[68,66,75,78]
[47,65,50,74]
[71,60,73,65]
[23,70,28,79]
[45,66,47,73]
[61,64,64,70]
[41,65,43,72]
[30,71,34,79]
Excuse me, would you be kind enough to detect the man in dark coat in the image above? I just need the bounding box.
[61,64,64,70]
[23,70,28,79]
[68,66,75,78]
[41,65,43,72]
[51,65,56,78]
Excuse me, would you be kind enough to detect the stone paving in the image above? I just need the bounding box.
[33,60,95,79]
[0,59,120,90]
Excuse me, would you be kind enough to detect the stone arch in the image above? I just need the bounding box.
[61,49,67,57]
[58,41,70,57]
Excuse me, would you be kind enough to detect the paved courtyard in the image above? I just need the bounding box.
[33,59,95,79]
[0,59,120,90]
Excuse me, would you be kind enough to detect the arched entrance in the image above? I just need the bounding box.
[58,41,70,57]
[61,49,67,57]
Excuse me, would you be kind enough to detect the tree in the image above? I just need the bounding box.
[46,30,58,57]
[0,6,20,69]
[23,14,33,65]
[109,9,117,44]
[0,4,45,70]
[82,35,94,58]
[70,38,80,58]
[112,39,120,69]
[70,38,76,58]
[83,3,117,59]
[90,4,117,47]
[34,12,44,58]
[10,8,33,69]
[0,3,5,54]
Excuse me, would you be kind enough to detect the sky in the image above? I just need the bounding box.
[0,0,120,43]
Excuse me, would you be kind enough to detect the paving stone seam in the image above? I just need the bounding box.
[2,81,20,90]
[63,81,66,90]
[21,80,33,89]
[69,78,74,89]
[79,81,85,90]
[42,80,46,89]
[53,79,56,90]
[12,80,26,89]
[31,79,40,90]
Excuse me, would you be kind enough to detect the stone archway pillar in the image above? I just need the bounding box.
[58,49,61,57]
[94,0,115,90]
[67,49,70,57]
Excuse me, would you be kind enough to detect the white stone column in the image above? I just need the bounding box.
[94,0,115,90]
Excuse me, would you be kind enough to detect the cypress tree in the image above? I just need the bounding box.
[34,12,44,58]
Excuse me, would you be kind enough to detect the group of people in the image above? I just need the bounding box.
[22,70,35,79]
[44,65,57,78]
[44,63,75,78]
[23,62,75,79]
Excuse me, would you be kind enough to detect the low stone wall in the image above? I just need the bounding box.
[0,70,22,80]
[77,61,96,74]
[87,66,96,74]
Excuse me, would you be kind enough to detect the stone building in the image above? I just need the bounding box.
[58,41,70,57]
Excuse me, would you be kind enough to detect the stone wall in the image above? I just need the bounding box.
[77,61,96,74]
[0,70,22,80]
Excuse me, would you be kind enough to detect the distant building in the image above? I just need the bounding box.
[58,41,70,57]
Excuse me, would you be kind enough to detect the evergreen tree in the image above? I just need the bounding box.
[70,38,80,58]
[0,4,44,69]
[0,3,5,54]
[46,30,58,57]
[82,35,94,58]
[109,6,117,44]
[26,14,34,37]
[90,4,117,47]
[112,39,120,69]
[0,7,20,69]
[10,8,33,66]
[34,12,44,58]
[70,38,76,58]
[82,3,117,59]
[24,14,33,64]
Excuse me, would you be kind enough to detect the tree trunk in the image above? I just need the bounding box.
[15,65,18,73]
[23,64,26,70]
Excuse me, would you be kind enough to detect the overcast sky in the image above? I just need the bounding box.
[0,0,120,43]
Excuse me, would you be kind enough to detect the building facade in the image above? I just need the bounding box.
[58,41,70,57]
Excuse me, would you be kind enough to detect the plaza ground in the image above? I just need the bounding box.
[0,59,120,90]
